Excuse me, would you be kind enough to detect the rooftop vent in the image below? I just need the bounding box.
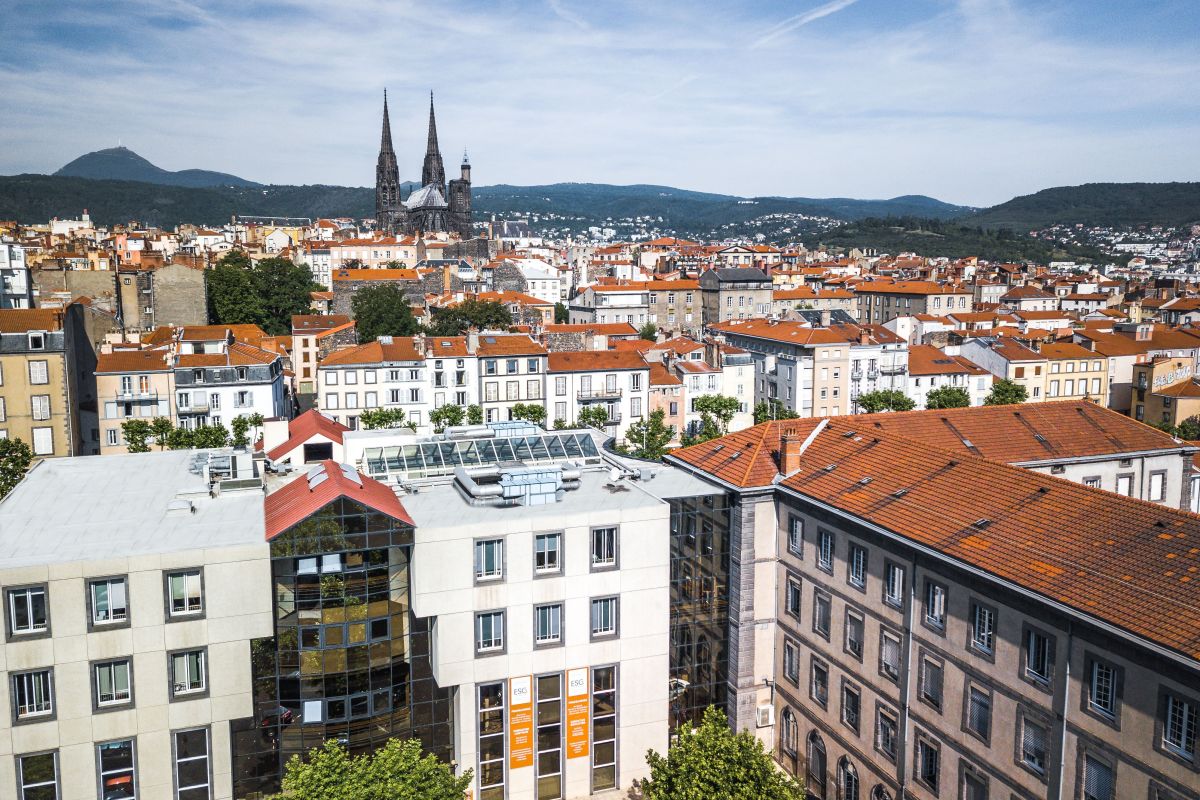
[892,488,909,498]
[973,518,992,529]
[857,476,873,486]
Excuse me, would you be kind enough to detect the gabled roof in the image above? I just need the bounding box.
[545,323,639,336]
[320,337,423,367]
[0,309,62,333]
[906,345,988,377]
[332,268,420,282]
[548,350,649,373]
[266,410,349,461]
[292,314,351,334]
[96,348,171,374]
[475,334,547,356]
[264,461,413,540]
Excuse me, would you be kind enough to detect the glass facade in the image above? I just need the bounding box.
[668,493,732,729]
[230,496,453,798]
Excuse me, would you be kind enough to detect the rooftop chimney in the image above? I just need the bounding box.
[780,434,804,475]
[467,327,480,354]
[819,309,831,328]
[858,328,870,345]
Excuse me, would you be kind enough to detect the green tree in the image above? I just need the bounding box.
[120,419,153,453]
[150,417,175,450]
[359,408,415,431]
[167,426,195,450]
[278,738,471,800]
[554,302,569,324]
[352,284,420,343]
[231,415,252,448]
[925,385,971,409]
[984,378,1028,406]
[206,252,322,335]
[639,322,658,341]
[623,408,675,460]
[1176,416,1200,440]
[640,706,803,800]
[754,398,799,425]
[691,394,741,441]
[856,389,916,413]
[466,404,483,425]
[191,423,231,448]
[577,405,612,429]
[429,404,466,432]
[206,254,259,328]
[427,300,513,336]
[552,418,568,430]
[510,403,546,425]
[1148,420,1178,436]
[0,438,34,498]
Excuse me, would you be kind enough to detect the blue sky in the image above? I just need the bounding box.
[2,0,1198,206]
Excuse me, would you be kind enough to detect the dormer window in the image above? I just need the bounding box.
[27,332,44,351]
[193,370,204,383]
[236,367,248,381]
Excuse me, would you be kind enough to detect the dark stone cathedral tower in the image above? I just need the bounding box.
[374,91,473,237]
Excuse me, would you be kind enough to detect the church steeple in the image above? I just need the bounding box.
[375,89,402,232]
[421,91,447,193]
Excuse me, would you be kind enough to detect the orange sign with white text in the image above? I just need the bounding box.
[566,667,590,759]
[508,676,534,769]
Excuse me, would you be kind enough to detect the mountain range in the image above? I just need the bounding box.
[1,147,1197,255]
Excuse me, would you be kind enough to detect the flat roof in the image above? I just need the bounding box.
[0,451,266,568]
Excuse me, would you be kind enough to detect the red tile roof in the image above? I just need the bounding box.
[548,350,650,372]
[906,345,988,376]
[96,349,171,374]
[264,461,413,540]
[292,314,352,334]
[320,337,423,367]
[266,410,349,461]
[0,309,62,333]
[545,323,639,336]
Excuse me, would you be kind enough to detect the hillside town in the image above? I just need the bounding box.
[1,95,1199,800]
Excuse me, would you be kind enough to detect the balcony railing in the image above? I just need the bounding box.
[879,364,907,376]
[578,388,623,401]
[601,413,622,426]
[177,402,210,414]
[115,390,158,401]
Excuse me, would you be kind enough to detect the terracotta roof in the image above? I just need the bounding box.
[95,349,170,374]
[427,337,469,356]
[906,345,988,376]
[675,360,719,374]
[773,287,855,301]
[176,341,278,368]
[474,291,552,306]
[264,461,413,540]
[178,324,269,344]
[854,281,968,295]
[670,415,1200,662]
[545,323,639,336]
[266,410,349,461]
[332,268,420,282]
[609,339,655,353]
[1039,341,1100,360]
[711,318,904,346]
[1154,380,1200,399]
[649,362,682,386]
[548,350,649,373]
[589,280,699,293]
[319,337,423,367]
[0,309,61,333]
[475,334,547,357]
[1001,285,1056,300]
[292,314,351,334]
[656,336,705,353]
[1078,326,1200,358]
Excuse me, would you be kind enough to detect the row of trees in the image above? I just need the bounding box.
[350,286,519,343]
[120,414,266,452]
[1148,415,1200,440]
[272,705,801,799]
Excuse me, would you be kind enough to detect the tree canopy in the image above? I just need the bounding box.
[0,438,34,498]
[351,284,420,343]
[427,300,513,337]
[686,394,741,443]
[277,738,471,800]
[640,706,803,800]
[639,322,658,341]
[510,403,546,424]
[429,404,466,432]
[359,408,416,430]
[754,398,799,425]
[206,252,322,335]
[984,378,1028,406]
[924,385,971,409]
[577,405,612,429]
[622,408,675,460]
[856,389,916,413]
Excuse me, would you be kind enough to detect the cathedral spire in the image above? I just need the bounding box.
[421,90,447,192]
[380,88,395,154]
[375,89,402,232]
[426,91,440,157]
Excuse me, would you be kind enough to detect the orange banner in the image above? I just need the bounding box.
[566,667,589,759]
[508,676,534,769]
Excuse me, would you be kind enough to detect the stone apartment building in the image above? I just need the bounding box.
[700,268,773,324]
[1130,355,1200,428]
[95,348,174,454]
[668,415,1200,800]
[546,350,650,437]
[290,314,355,399]
[854,281,973,326]
[32,261,207,332]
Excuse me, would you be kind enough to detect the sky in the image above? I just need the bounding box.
[1,0,1198,207]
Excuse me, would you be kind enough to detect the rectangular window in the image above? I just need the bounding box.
[880,631,901,682]
[90,578,128,625]
[97,740,136,800]
[170,650,206,697]
[535,532,562,574]
[475,539,504,581]
[1021,715,1048,774]
[921,657,943,710]
[18,751,59,800]
[478,683,506,800]
[591,527,617,569]
[845,611,864,660]
[591,597,618,638]
[167,570,203,617]
[555,376,567,396]
[1149,471,1166,502]
[966,687,991,740]
[813,590,831,638]
[884,562,904,606]
[535,604,563,646]
[877,708,898,760]
[592,666,617,792]
[811,660,829,707]
[962,769,988,800]
[31,394,50,421]
[28,360,49,385]
[785,576,802,618]
[506,359,518,374]
[842,683,861,731]
[536,674,563,800]
[817,529,833,572]
[1164,693,1197,759]
[925,581,946,629]
[476,611,505,653]
[848,544,866,588]
[8,586,48,635]
[916,738,940,793]
[783,639,799,684]
[32,427,53,455]
[970,602,995,655]
[95,660,132,707]
[787,515,803,556]
[1025,628,1052,683]
[1082,755,1114,800]
[1088,660,1117,717]
[12,670,53,719]
[174,728,210,800]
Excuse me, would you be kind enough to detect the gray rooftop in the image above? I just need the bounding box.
[0,451,266,569]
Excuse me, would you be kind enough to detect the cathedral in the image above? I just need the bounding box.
[375,91,473,237]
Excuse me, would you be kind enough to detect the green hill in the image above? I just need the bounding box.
[55,146,260,188]
[964,182,1200,230]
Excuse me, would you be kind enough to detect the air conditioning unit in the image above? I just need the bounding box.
[755,705,775,728]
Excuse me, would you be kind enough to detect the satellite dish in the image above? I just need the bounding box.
[609,467,621,482]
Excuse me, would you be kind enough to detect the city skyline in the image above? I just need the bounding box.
[2,0,1199,207]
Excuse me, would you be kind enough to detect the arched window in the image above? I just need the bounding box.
[780,708,798,755]
[871,786,893,800]
[838,757,859,800]
[806,731,827,800]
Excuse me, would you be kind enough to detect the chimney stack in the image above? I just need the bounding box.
[819,309,831,328]
[780,434,804,475]
[859,328,870,345]
[467,327,480,353]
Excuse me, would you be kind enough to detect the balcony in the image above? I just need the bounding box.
[601,413,622,426]
[177,401,210,414]
[578,388,623,401]
[879,364,907,376]
[850,368,864,381]
[116,390,158,402]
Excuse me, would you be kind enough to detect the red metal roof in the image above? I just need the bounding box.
[266,410,349,461]
[264,461,413,540]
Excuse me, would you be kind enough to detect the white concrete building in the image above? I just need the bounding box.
[317,335,431,431]
[904,344,993,408]
[547,350,650,438]
[0,242,32,309]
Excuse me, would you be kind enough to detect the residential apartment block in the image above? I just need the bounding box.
[854,281,973,325]
[546,350,650,437]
